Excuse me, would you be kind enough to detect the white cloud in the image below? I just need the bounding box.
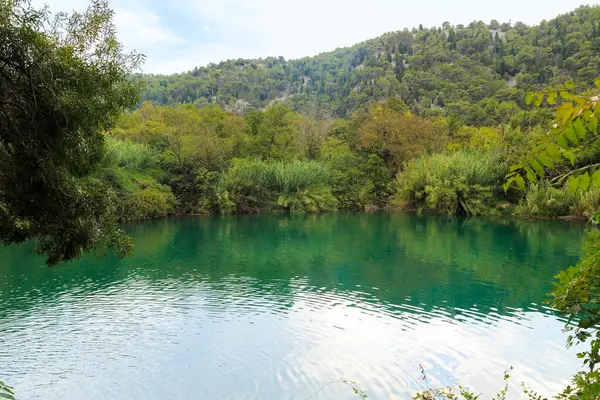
[32,0,183,73]
[148,42,257,74]
[169,0,597,70]
[31,0,600,73]
[32,0,88,11]
[113,6,181,49]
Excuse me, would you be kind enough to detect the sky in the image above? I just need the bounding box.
[34,0,599,74]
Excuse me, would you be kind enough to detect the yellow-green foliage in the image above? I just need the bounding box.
[0,380,14,400]
[467,126,504,150]
[396,150,507,215]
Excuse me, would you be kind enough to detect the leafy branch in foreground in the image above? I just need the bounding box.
[505,78,600,193]
[413,365,515,400]
[506,76,600,398]
[0,380,15,400]
[0,0,143,264]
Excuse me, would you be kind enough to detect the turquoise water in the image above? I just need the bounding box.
[0,213,588,399]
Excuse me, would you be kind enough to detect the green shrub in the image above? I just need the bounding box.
[165,166,221,215]
[514,183,575,218]
[396,150,506,215]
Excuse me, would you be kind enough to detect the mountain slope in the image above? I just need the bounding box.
[136,5,600,123]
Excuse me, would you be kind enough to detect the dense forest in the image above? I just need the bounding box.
[102,5,600,224]
[137,5,600,125]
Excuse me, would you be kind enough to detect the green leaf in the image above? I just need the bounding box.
[586,115,598,134]
[530,159,545,177]
[534,92,544,107]
[556,103,573,123]
[515,175,525,190]
[508,164,522,172]
[524,166,537,183]
[538,153,555,169]
[547,91,557,105]
[592,169,600,188]
[580,172,591,191]
[562,106,575,124]
[568,176,580,193]
[579,172,592,192]
[573,118,586,139]
[502,180,512,193]
[560,90,573,100]
[565,125,579,145]
[557,134,569,149]
[580,318,594,329]
[595,77,600,89]
[525,92,534,105]
[565,80,576,89]
[562,149,575,166]
[546,142,561,159]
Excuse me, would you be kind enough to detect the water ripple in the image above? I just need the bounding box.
[0,213,588,399]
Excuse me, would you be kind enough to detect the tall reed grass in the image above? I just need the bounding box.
[220,158,330,194]
[103,136,159,170]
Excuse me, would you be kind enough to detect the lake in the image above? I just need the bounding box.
[0,213,588,399]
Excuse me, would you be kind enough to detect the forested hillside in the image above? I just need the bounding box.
[105,5,600,225]
[137,5,600,124]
